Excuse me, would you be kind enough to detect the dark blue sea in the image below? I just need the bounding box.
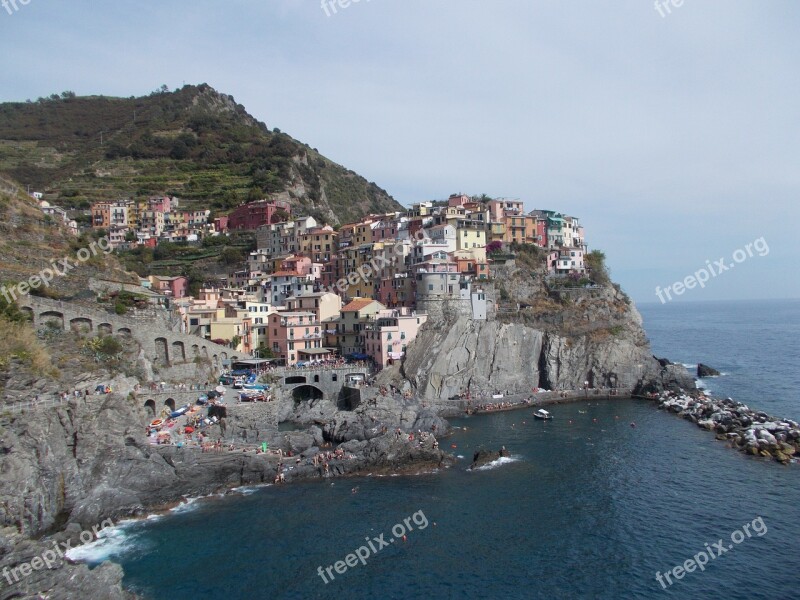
[80,300,800,599]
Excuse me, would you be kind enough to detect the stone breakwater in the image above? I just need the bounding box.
[650,391,800,464]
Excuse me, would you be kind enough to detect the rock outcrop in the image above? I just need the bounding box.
[398,282,694,404]
[0,527,135,600]
[469,446,511,470]
[697,363,721,377]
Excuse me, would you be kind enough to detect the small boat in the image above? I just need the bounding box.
[492,394,504,399]
[534,409,553,420]
[170,405,190,418]
[243,383,268,391]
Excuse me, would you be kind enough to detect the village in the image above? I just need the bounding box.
[54,193,591,369]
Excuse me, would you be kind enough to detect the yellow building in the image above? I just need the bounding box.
[456,227,486,251]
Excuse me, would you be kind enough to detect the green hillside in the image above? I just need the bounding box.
[0,84,401,224]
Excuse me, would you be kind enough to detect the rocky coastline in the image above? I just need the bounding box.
[647,390,800,463]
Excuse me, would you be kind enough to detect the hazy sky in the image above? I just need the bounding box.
[1,0,798,304]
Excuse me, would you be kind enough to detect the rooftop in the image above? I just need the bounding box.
[341,298,380,312]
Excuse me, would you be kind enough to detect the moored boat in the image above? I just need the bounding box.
[534,409,553,420]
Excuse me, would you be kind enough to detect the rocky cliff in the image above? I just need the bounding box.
[397,258,693,403]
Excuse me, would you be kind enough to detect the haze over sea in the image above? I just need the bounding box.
[82,300,800,599]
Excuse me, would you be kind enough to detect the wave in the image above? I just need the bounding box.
[230,484,271,496]
[65,523,139,564]
[472,455,521,471]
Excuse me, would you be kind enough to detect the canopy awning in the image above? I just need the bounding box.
[298,348,335,356]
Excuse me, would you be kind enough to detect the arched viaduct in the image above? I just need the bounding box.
[19,296,239,372]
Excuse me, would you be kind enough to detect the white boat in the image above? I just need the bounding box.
[492,394,504,399]
[534,409,553,420]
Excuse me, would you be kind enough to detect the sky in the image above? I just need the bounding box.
[1,0,798,304]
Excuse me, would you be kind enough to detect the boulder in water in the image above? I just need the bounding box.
[697,363,721,377]
[470,446,510,470]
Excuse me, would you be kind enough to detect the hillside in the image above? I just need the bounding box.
[0,176,135,298]
[0,84,402,224]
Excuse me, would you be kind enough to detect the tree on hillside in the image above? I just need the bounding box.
[585,250,610,285]
[0,288,30,323]
[271,209,290,223]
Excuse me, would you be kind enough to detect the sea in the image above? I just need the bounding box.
[73,299,800,599]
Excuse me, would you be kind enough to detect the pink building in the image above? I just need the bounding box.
[364,308,428,368]
[371,219,400,243]
[149,275,188,298]
[268,311,323,365]
[377,274,414,308]
[487,199,524,221]
[149,196,172,213]
[281,255,312,276]
[448,193,470,207]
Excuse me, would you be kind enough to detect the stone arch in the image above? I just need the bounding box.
[313,374,320,383]
[220,352,228,361]
[154,338,169,366]
[70,317,93,333]
[285,375,307,385]
[144,399,156,417]
[39,311,64,329]
[230,356,238,362]
[202,346,209,359]
[171,340,186,362]
[165,398,176,411]
[20,306,34,322]
[332,373,338,382]
[98,323,113,335]
[292,385,324,402]
[192,344,200,356]
[117,327,132,337]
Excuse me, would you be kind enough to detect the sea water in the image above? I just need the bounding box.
[98,300,800,599]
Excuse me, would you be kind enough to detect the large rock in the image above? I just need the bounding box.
[697,363,721,377]
[469,446,510,470]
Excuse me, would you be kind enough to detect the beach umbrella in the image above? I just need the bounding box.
[215,385,226,394]
[185,426,194,434]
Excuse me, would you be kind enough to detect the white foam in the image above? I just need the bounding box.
[65,524,137,564]
[230,484,271,495]
[170,496,200,514]
[682,363,697,369]
[472,455,521,471]
[456,454,465,459]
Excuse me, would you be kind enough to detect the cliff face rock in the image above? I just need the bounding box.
[400,282,694,402]
[0,527,135,600]
[0,376,451,537]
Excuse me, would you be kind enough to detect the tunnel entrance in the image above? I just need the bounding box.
[292,385,324,403]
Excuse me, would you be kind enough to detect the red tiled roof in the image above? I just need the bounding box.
[341,298,379,312]
[269,271,299,277]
